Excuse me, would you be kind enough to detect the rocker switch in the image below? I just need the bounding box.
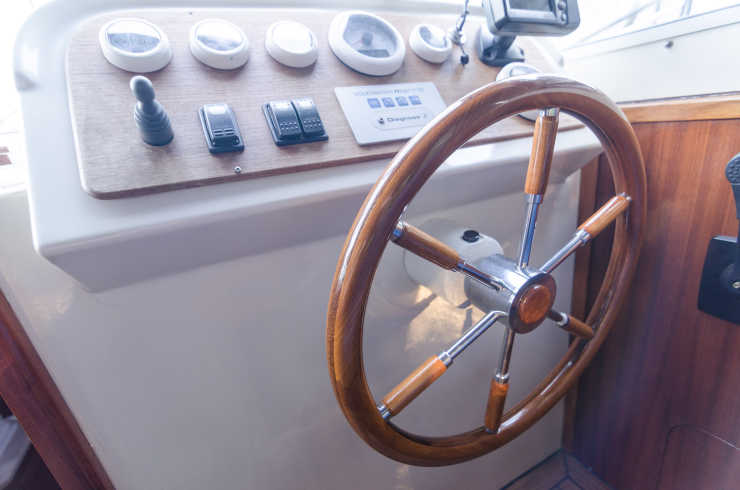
[267,100,302,140]
[198,103,244,154]
[292,98,325,137]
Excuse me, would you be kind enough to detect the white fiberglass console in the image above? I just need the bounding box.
[6,0,601,488]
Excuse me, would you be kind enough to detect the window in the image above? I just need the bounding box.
[552,0,740,48]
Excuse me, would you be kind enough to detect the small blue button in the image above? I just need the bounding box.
[395,96,409,106]
[409,95,422,105]
[367,98,381,109]
[381,97,395,108]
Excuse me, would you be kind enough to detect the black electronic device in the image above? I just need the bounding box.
[479,0,580,66]
[263,98,328,146]
[697,153,740,324]
[484,0,580,36]
[198,103,244,154]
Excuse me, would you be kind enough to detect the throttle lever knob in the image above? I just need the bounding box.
[726,153,740,219]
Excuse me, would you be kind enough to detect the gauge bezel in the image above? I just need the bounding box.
[189,18,250,70]
[409,24,452,64]
[265,20,319,68]
[98,18,172,73]
[328,11,406,76]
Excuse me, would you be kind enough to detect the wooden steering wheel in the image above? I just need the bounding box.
[326,75,646,466]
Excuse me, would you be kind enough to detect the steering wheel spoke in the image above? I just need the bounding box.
[541,193,632,273]
[484,379,509,434]
[391,221,505,291]
[519,108,560,268]
[484,325,516,433]
[547,310,595,339]
[378,311,505,419]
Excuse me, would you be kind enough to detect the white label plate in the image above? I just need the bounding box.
[334,82,447,145]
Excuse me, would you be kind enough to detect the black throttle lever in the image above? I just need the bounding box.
[724,154,740,284]
[698,153,740,323]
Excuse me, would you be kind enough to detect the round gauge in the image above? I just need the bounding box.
[189,19,249,70]
[265,21,318,68]
[409,24,452,64]
[328,11,405,76]
[496,62,543,121]
[98,18,172,73]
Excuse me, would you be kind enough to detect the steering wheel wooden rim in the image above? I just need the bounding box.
[326,74,646,466]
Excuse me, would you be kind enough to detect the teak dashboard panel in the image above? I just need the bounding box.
[66,8,577,199]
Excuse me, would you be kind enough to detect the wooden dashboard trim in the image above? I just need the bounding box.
[66,8,579,199]
[621,93,740,123]
[0,290,114,490]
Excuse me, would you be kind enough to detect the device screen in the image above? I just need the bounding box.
[509,0,553,12]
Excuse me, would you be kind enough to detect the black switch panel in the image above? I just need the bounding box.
[198,103,244,154]
[263,97,328,146]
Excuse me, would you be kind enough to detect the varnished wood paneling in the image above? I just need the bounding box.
[571,119,740,489]
[0,290,114,489]
[622,93,740,123]
[657,425,739,490]
[67,8,579,199]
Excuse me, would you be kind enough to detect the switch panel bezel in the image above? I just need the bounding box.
[198,103,245,154]
[263,98,329,146]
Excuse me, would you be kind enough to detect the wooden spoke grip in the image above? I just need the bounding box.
[393,223,460,270]
[561,315,594,339]
[484,380,508,433]
[382,356,447,417]
[578,194,631,237]
[524,110,559,196]
[547,310,594,339]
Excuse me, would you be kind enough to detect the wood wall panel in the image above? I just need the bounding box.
[656,425,739,490]
[0,291,114,489]
[621,93,740,123]
[571,119,740,489]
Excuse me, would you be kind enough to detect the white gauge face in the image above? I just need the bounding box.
[343,15,398,58]
[189,19,249,70]
[409,24,452,64]
[106,19,161,53]
[265,21,318,68]
[419,26,448,49]
[195,21,244,51]
[328,11,405,76]
[99,18,172,73]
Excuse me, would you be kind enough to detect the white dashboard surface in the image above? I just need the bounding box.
[14,0,600,291]
[8,1,604,488]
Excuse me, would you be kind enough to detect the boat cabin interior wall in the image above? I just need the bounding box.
[0,0,738,489]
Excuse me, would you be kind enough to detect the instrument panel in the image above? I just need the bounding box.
[67,8,570,199]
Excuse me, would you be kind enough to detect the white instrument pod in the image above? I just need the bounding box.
[328,11,405,76]
[265,20,319,68]
[409,24,452,64]
[189,19,249,70]
[496,62,543,121]
[99,18,172,73]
